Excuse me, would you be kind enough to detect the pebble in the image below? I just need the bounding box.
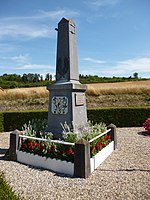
[0,127,150,200]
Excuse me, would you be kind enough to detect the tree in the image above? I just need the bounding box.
[22,74,28,82]
[45,73,52,81]
[40,75,43,81]
[133,72,138,79]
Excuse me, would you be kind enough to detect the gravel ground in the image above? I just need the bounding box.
[0,128,150,200]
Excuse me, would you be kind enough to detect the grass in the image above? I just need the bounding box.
[0,80,150,100]
[0,87,48,100]
[0,172,19,200]
[86,80,150,96]
[0,80,150,111]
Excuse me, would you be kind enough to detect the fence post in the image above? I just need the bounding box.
[7,130,20,161]
[107,124,117,150]
[74,138,91,178]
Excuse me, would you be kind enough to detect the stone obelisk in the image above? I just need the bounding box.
[47,18,87,139]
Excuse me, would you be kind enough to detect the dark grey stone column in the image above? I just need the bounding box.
[56,18,79,83]
[8,130,20,161]
[107,124,117,149]
[74,138,91,178]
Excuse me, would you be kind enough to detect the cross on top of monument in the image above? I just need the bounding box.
[56,17,79,83]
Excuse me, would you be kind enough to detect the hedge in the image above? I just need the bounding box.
[0,113,4,132]
[0,107,150,132]
[87,107,150,127]
[1,110,48,132]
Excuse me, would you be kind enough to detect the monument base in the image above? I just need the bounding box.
[47,81,87,139]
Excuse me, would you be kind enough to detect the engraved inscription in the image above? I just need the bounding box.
[75,94,84,106]
[52,96,68,114]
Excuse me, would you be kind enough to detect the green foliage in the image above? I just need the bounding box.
[0,113,4,132]
[90,134,111,157]
[22,119,53,139]
[0,73,53,89]
[0,107,150,132]
[87,107,150,127]
[0,172,19,200]
[61,121,106,142]
[0,73,149,89]
[20,139,74,163]
[3,110,48,132]
[79,74,148,84]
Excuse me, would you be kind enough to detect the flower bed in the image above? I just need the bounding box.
[17,129,114,176]
[90,133,111,157]
[19,137,74,163]
[15,120,116,177]
[90,141,114,172]
[17,150,74,176]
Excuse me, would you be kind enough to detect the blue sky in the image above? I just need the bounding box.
[0,0,150,78]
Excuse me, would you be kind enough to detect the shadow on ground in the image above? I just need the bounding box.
[0,148,9,160]
[137,131,150,137]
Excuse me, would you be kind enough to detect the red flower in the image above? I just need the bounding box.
[104,134,110,142]
[40,143,44,151]
[35,143,39,148]
[48,145,55,153]
[143,118,150,132]
[60,150,65,155]
[22,143,27,149]
[27,141,34,150]
[96,142,102,150]
[66,148,73,156]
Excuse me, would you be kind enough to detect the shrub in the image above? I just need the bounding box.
[1,107,150,132]
[0,113,4,132]
[143,118,150,132]
[3,110,48,132]
[87,107,150,127]
[0,172,18,200]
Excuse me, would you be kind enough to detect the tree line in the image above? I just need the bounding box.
[0,73,53,89]
[79,73,147,84]
[0,72,148,89]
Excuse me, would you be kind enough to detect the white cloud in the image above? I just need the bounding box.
[80,56,150,77]
[2,54,30,64]
[85,0,119,9]
[82,57,106,64]
[37,10,79,20]
[117,57,150,72]
[0,9,79,40]
[0,22,51,39]
[15,64,54,70]
[0,43,17,52]
[90,0,119,7]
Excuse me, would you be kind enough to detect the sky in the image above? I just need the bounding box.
[0,0,150,78]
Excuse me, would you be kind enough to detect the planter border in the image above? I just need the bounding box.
[16,141,114,176]
[7,124,117,178]
[17,150,74,176]
[90,141,114,173]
